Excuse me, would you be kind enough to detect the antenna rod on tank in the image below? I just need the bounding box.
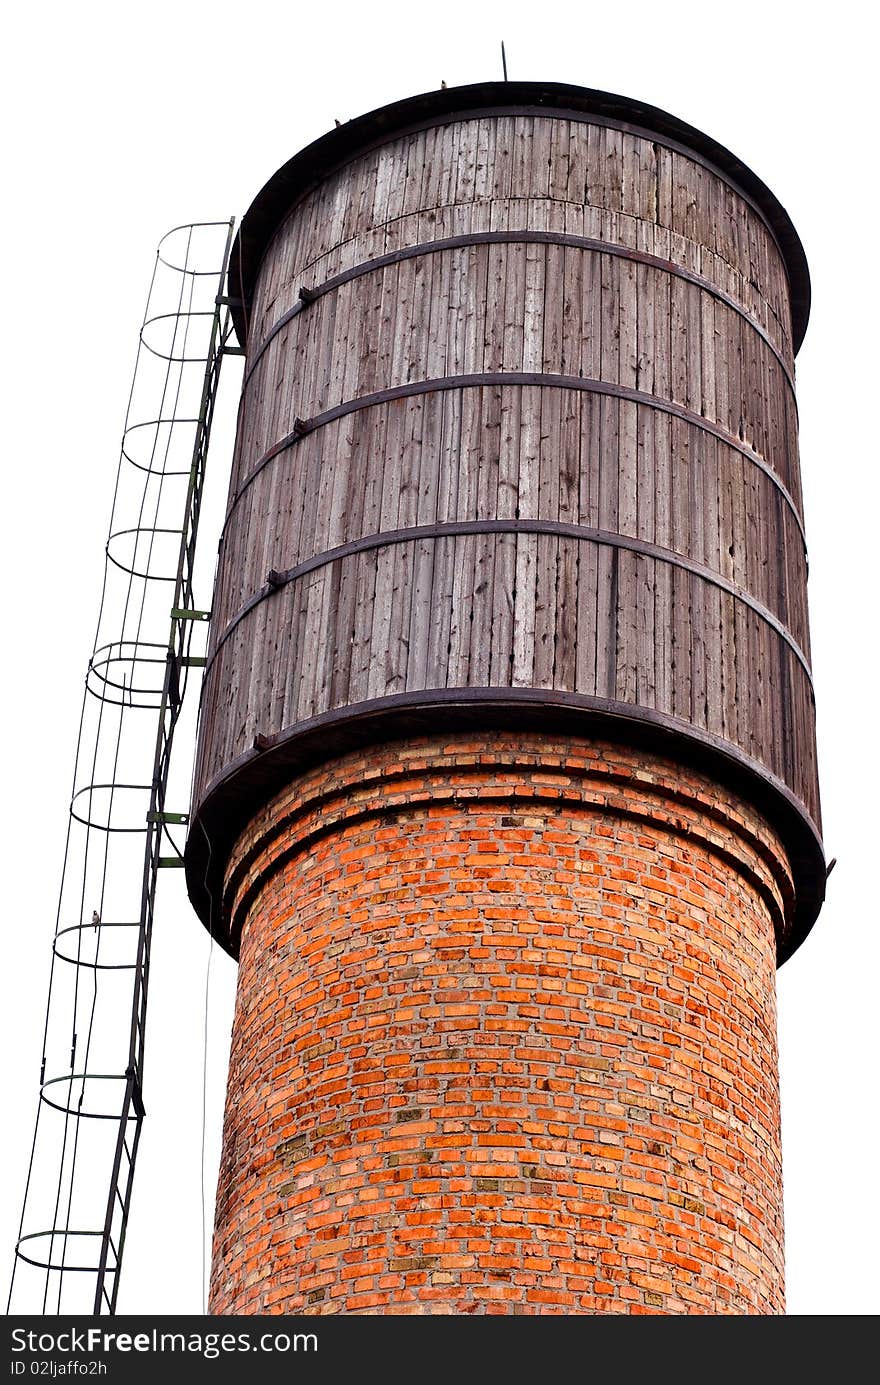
[501,40,508,81]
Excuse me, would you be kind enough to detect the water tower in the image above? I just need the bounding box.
[184,82,823,1314]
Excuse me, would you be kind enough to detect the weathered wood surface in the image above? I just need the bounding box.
[193,110,819,831]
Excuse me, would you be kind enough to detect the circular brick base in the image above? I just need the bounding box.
[209,734,789,1314]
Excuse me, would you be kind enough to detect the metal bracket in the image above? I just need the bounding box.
[158,857,186,869]
[146,811,189,825]
[170,607,211,622]
[126,1070,146,1120]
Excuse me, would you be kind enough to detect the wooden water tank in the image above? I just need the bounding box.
[186,82,823,959]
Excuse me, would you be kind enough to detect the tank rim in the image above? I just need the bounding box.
[228,79,810,353]
[185,693,825,967]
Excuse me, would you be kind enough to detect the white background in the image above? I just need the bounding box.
[1,0,877,1317]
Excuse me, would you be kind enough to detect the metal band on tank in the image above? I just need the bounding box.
[244,230,796,393]
[203,517,814,684]
[222,371,808,548]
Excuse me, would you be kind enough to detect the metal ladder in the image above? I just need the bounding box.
[9,220,237,1314]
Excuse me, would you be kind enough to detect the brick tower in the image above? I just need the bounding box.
[186,82,824,1315]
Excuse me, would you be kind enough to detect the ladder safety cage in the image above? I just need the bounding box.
[9,219,237,1316]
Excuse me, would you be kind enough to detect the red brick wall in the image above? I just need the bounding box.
[209,734,790,1315]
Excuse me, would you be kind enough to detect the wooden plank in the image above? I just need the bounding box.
[553,533,577,693]
[670,272,688,409]
[295,566,330,720]
[615,547,639,704]
[669,560,690,727]
[636,552,656,711]
[604,125,623,214]
[619,255,639,392]
[386,392,425,694]
[469,385,501,688]
[511,533,537,688]
[636,400,655,547]
[347,400,389,703]
[618,398,638,540]
[635,409,655,708]
[532,533,557,689]
[273,570,303,732]
[686,280,702,418]
[600,245,620,386]
[328,545,357,712]
[368,545,396,703]
[575,535,598,699]
[447,533,476,687]
[549,116,571,204]
[473,116,494,204]
[512,115,533,203]
[652,247,671,405]
[366,381,407,699]
[558,234,580,373]
[522,240,545,373]
[406,361,442,690]
[596,539,618,704]
[437,119,458,213]
[690,564,707,733]
[554,379,580,692]
[534,371,561,690]
[509,373,539,689]
[635,261,654,397]
[489,383,519,686]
